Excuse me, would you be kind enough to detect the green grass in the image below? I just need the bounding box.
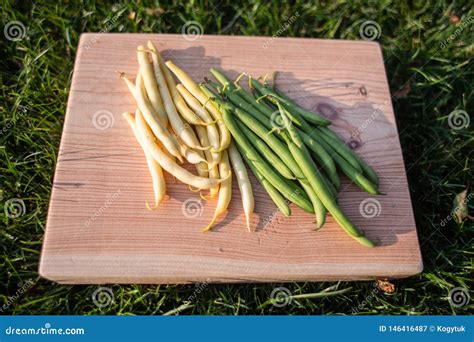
[1,0,472,315]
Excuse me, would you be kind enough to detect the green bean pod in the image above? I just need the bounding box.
[271,85,332,126]
[223,89,274,129]
[278,105,338,198]
[280,101,309,127]
[278,108,374,245]
[239,146,291,217]
[206,79,277,136]
[315,127,363,172]
[236,120,295,180]
[318,127,379,186]
[255,85,308,128]
[210,68,268,116]
[315,136,380,195]
[210,72,275,120]
[299,179,326,228]
[287,140,376,247]
[229,121,313,213]
[209,68,235,90]
[298,129,340,188]
[204,86,314,213]
[251,79,331,126]
[253,89,277,112]
[319,169,338,200]
[359,162,379,188]
[233,107,306,180]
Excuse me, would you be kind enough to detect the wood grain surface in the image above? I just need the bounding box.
[39,34,423,284]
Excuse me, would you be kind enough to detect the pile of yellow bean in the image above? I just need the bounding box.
[121,41,254,232]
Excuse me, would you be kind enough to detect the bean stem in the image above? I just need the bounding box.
[210,68,269,117]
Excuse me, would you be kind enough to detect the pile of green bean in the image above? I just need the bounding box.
[202,68,381,247]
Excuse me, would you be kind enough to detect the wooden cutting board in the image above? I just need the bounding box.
[39,34,423,284]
